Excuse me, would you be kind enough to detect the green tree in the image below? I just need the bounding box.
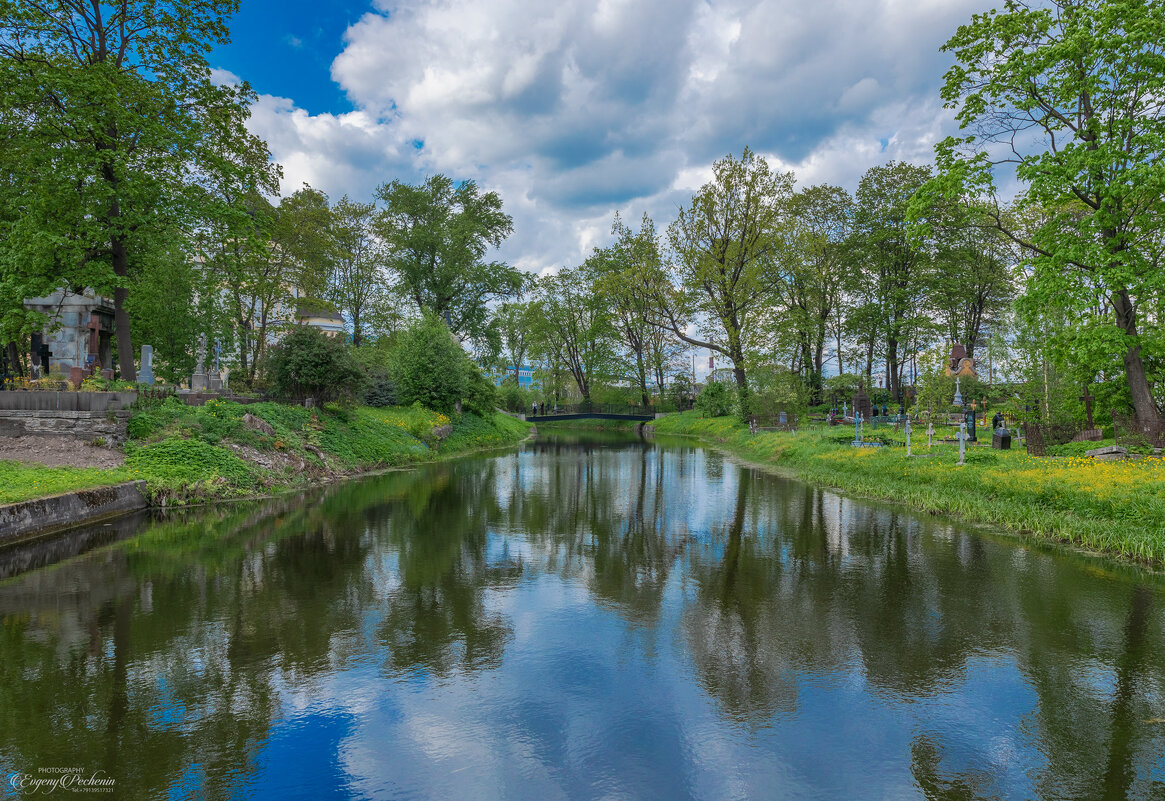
[0,0,268,380]
[655,148,793,417]
[590,214,672,406]
[390,314,469,415]
[330,196,385,347]
[375,175,524,341]
[264,324,365,404]
[531,268,618,409]
[495,301,533,383]
[928,0,1165,423]
[770,185,854,403]
[853,162,934,402]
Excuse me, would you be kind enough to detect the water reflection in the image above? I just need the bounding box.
[0,433,1162,799]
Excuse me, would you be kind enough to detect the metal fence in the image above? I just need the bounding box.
[1112,412,1165,449]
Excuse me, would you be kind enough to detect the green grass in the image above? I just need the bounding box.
[0,462,130,505]
[2,399,531,508]
[652,411,1165,564]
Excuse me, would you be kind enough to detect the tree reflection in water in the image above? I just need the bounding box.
[0,432,1161,799]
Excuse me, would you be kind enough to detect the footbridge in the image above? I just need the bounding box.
[525,404,656,423]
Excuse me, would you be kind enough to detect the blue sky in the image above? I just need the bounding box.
[212,0,993,276]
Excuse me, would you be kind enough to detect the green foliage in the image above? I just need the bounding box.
[695,381,733,417]
[390,315,469,415]
[499,380,528,413]
[0,0,273,379]
[265,325,367,404]
[462,367,499,417]
[927,0,1165,423]
[125,437,256,487]
[363,373,397,407]
[375,175,525,341]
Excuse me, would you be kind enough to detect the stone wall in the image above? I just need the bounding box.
[0,409,132,444]
[0,391,138,411]
[0,481,148,545]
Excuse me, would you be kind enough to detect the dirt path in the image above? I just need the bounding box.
[0,436,125,469]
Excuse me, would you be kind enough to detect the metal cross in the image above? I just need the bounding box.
[1079,385,1096,428]
[904,419,913,457]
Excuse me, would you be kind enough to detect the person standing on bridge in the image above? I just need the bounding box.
[532,401,537,417]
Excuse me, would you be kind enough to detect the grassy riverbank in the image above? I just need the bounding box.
[651,411,1165,564]
[0,399,530,507]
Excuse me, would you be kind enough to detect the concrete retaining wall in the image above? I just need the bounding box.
[0,481,148,545]
[0,391,138,411]
[0,409,132,443]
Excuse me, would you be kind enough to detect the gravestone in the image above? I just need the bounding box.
[992,425,1012,450]
[852,385,873,422]
[926,422,935,448]
[778,410,788,425]
[207,340,223,392]
[956,422,970,465]
[191,334,208,391]
[905,419,913,457]
[139,345,155,385]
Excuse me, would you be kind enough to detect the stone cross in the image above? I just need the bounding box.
[905,419,913,457]
[191,334,209,391]
[139,345,155,385]
[1079,385,1096,428]
[956,422,970,465]
[195,334,207,375]
[953,376,963,407]
[926,421,935,448]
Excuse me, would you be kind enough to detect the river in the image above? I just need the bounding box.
[0,431,1162,799]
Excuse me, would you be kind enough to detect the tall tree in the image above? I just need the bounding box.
[770,185,854,403]
[591,214,672,407]
[330,196,384,347]
[531,269,617,408]
[0,0,266,380]
[375,175,524,342]
[854,162,933,401]
[655,148,793,413]
[495,301,533,384]
[927,0,1165,423]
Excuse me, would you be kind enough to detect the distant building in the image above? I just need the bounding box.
[489,365,540,389]
[294,300,345,338]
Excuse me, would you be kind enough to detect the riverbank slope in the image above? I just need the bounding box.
[0,399,530,509]
[651,411,1165,564]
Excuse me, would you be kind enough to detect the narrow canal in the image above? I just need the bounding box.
[1,432,1163,799]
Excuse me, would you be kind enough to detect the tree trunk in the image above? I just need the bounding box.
[111,239,136,382]
[1113,289,1159,424]
[6,342,21,377]
[887,336,899,401]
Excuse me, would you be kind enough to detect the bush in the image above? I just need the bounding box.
[695,381,733,417]
[390,315,469,415]
[462,367,499,417]
[363,373,397,407]
[265,325,366,404]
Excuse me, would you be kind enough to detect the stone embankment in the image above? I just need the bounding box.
[0,481,148,546]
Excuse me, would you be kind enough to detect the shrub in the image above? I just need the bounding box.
[264,325,366,404]
[463,367,499,417]
[363,373,397,407]
[390,315,469,415]
[695,380,733,417]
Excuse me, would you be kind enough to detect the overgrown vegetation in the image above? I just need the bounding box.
[652,412,1165,564]
[3,398,530,508]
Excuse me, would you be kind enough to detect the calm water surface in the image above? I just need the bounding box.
[1,432,1163,800]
